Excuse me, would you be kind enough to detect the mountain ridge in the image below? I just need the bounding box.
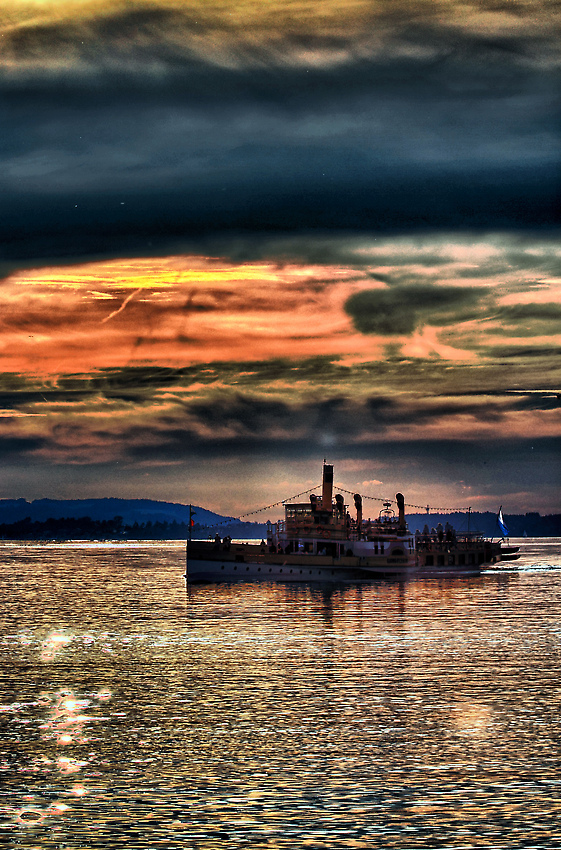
[0,498,558,538]
[0,497,231,527]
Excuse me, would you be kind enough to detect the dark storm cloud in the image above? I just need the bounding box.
[2,359,559,425]
[136,387,560,452]
[0,435,46,458]
[4,164,557,271]
[74,395,558,467]
[344,284,487,335]
[497,303,561,322]
[1,366,558,508]
[0,358,354,413]
[38,390,542,457]
[489,302,561,336]
[1,3,559,268]
[486,345,561,360]
[0,369,166,409]
[0,373,94,408]
[4,2,559,99]
[506,393,561,412]
[503,252,561,276]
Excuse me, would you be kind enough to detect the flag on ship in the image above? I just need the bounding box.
[497,507,509,537]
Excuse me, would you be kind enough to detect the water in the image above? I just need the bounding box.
[1,538,560,849]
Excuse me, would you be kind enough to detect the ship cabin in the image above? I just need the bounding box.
[267,463,415,560]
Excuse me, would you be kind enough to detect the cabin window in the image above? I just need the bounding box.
[437,555,445,566]
[458,554,465,566]
[425,555,434,566]
[393,548,404,557]
[448,554,455,566]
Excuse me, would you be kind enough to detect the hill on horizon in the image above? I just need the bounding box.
[0,497,233,528]
[0,498,558,538]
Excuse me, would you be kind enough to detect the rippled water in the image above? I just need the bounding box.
[1,538,560,849]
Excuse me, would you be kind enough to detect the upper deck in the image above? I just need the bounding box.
[277,464,411,544]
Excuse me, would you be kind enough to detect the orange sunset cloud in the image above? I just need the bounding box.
[3,236,560,379]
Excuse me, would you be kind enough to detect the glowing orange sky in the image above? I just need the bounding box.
[4,236,560,379]
[3,256,368,372]
[0,234,559,513]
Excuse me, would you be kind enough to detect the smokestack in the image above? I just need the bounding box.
[354,494,362,530]
[321,463,333,511]
[335,494,345,514]
[396,493,406,530]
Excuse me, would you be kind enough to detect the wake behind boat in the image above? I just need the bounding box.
[186,463,518,583]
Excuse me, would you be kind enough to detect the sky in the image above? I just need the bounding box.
[1,0,560,518]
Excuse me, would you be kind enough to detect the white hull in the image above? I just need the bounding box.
[186,555,416,584]
[186,540,515,583]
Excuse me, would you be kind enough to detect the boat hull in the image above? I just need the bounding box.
[185,537,519,584]
[186,558,415,583]
[186,542,415,583]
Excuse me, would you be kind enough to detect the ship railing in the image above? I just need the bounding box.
[415,532,487,551]
[284,522,349,537]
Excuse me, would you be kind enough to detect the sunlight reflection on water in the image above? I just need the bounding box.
[1,540,560,848]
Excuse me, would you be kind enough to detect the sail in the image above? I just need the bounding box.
[497,507,509,537]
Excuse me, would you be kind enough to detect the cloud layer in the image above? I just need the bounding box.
[0,232,559,512]
[1,2,559,514]
[2,0,559,270]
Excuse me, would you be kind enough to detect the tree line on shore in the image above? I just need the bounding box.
[0,511,559,540]
[0,515,266,540]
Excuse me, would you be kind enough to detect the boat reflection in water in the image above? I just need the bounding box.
[186,463,518,583]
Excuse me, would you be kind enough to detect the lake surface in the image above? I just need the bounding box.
[1,538,560,849]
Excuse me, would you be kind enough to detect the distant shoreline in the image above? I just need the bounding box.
[0,499,559,540]
[0,517,268,542]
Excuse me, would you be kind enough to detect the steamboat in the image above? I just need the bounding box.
[185,463,518,583]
